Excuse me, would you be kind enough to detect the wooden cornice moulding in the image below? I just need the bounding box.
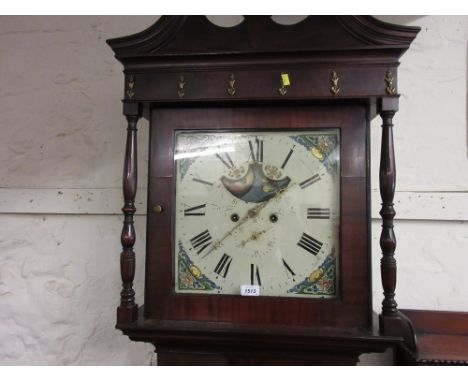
[107,16,420,62]
[336,16,421,48]
[107,16,420,102]
[106,16,187,58]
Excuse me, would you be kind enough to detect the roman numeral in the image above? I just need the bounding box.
[184,204,206,216]
[250,264,261,286]
[248,138,264,162]
[307,208,330,219]
[299,174,321,189]
[190,229,212,254]
[280,147,294,169]
[215,152,235,169]
[192,177,214,186]
[282,258,296,276]
[214,254,232,278]
[297,233,323,256]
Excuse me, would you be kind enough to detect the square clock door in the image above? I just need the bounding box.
[146,105,370,329]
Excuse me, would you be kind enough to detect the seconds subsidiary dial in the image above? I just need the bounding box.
[174,130,340,298]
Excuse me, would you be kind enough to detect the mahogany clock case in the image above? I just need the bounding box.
[108,16,422,364]
[145,103,371,329]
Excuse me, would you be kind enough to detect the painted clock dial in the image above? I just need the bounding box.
[174,130,340,298]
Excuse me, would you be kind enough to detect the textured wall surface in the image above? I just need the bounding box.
[0,15,156,366]
[0,16,466,365]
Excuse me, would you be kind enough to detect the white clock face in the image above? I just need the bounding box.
[174,130,340,298]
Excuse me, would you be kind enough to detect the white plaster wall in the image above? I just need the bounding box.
[0,15,156,366]
[0,16,466,365]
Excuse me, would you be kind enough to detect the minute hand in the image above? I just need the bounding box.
[201,203,262,258]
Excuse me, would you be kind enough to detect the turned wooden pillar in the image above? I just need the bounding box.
[117,102,141,324]
[379,106,398,317]
[378,98,417,352]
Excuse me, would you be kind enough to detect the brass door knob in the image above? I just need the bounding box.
[153,204,163,213]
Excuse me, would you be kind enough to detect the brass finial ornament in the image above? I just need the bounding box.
[227,73,236,96]
[330,70,340,96]
[126,75,135,99]
[278,72,290,96]
[178,75,186,98]
[385,70,396,95]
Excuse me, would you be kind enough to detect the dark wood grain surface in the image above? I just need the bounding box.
[401,309,468,335]
[398,310,468,365]
[117,312,402,365]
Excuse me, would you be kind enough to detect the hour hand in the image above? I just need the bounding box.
[237,227,272,248]
[200,203,264,258]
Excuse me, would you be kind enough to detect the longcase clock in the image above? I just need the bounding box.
[107,16,420,365]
